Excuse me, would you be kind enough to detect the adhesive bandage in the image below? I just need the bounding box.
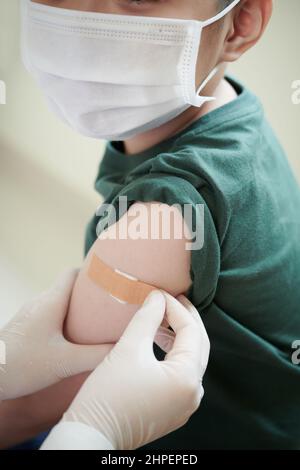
[87,253,159,305]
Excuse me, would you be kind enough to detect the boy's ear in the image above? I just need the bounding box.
[221,0,273,63]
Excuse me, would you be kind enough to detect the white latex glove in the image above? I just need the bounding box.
[43,290,210,450]
[154,322,175,353]
[0,269,114,400]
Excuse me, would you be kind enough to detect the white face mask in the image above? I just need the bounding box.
[21,0,240,141]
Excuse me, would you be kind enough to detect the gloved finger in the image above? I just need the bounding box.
[118,290,166,346]
[161,315,171,329]
[45,268,79,325]
[49,267,79,296]
[176,294,210,373]
[160,293,199,330]
[163,292,210,374]
[154,325,175,353]
[176,294,203,323]
[10,269,79,327]
[61,342,115,377]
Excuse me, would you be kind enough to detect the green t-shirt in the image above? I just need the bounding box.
[85,75,300,450]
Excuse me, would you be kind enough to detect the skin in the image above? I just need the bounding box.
[65,202,193,344]
[63,0,273,345]
[0,373,89,449]
[31,0,272,156]
[1,0,273,448]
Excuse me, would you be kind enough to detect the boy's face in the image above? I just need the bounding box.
[31,0,226,94]
[32,1,220,21]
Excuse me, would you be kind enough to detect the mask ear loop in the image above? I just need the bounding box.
[192,0,241,107]
[202,0,241,28]
[193,66,218,107]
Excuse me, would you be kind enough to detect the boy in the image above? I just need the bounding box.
[20,0,300,449]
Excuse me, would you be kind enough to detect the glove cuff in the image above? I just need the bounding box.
[40,421,115,450]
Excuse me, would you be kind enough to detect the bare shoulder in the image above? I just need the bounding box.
[65,201,193,344]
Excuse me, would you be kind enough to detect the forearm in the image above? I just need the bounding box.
[0,372,88,449]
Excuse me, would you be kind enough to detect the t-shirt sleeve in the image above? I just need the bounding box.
[92,172,221,311]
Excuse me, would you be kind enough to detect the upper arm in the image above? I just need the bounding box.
[65,201,193,344]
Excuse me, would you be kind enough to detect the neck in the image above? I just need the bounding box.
[123,65,237,156]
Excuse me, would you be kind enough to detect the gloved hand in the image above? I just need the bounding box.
[154,321,175,353]
[55,290,210,450]
[0,269,114,400]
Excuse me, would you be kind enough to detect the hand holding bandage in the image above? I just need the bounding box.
[42,291,210,450]
[87,253,176,353]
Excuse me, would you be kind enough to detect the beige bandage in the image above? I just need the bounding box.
[87,253,159,305]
